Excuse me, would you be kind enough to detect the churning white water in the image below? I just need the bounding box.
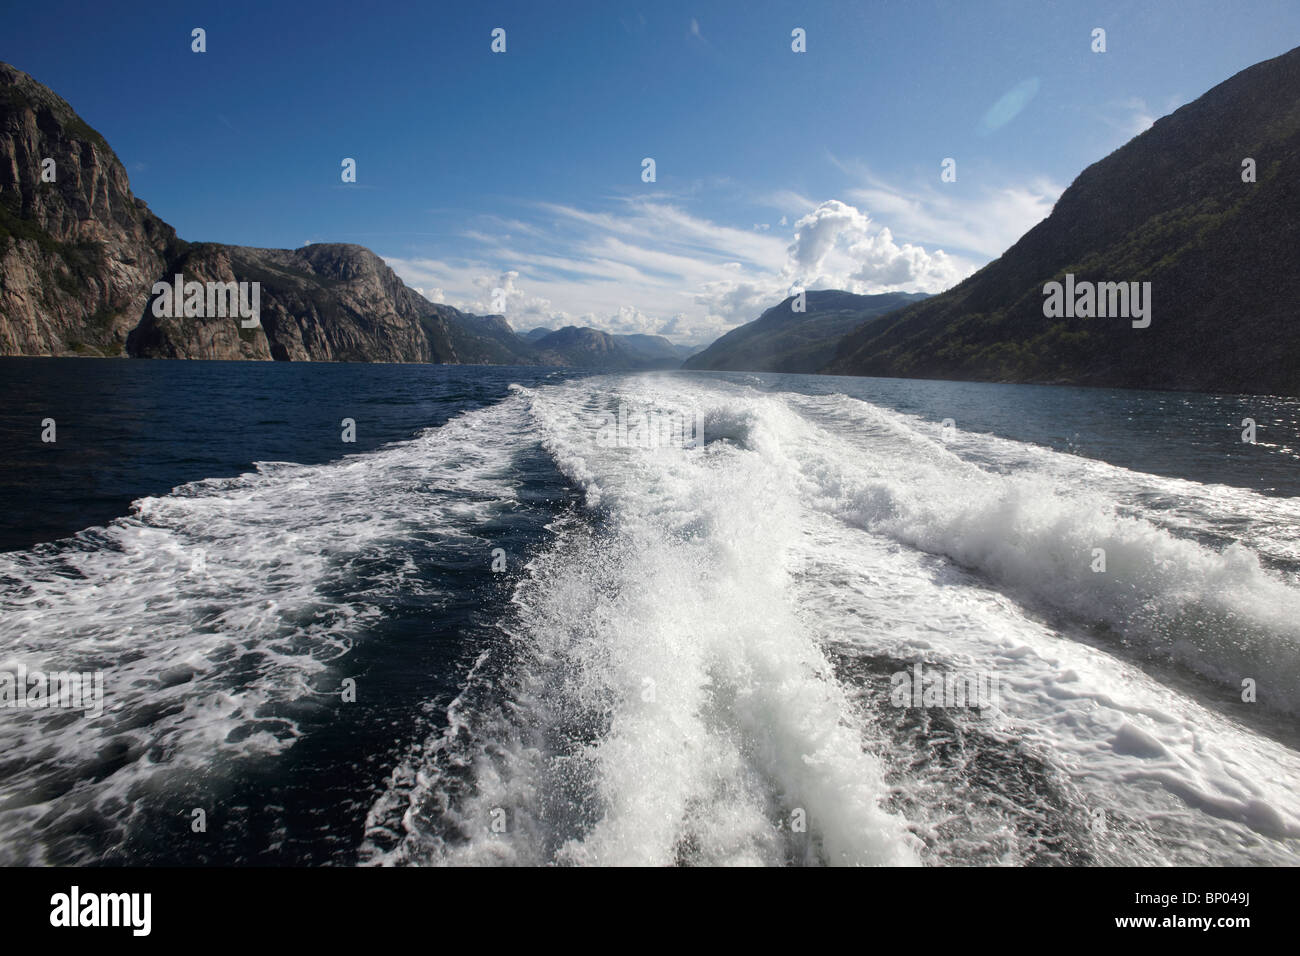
[3,371,1297,865]
[361,374,1300,866]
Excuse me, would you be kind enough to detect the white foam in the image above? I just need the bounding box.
[369,374,1300,866]
[365,379,922,866]
[0,398,531,863]
[778,390,1300,715]
[8,370,1300,866]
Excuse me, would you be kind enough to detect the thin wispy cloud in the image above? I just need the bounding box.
[833,158,1063,260]
[1094,95,1185,149]
[385,185,994,344]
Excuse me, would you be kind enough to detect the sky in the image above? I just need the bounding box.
[5,0,1299,344]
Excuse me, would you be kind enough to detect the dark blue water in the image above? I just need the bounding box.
[0,359,587,553]
[5,361,1297,556]
[687,370,1300,497]
[0,359,588,864]
[2,359,1299,866]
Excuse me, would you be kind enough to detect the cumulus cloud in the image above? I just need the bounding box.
[384,183,1037,345]
[786,200,966,291]
[605,305,663,335]
[688,199,969,327]
[692,278,779,330]
[466,270,568,324]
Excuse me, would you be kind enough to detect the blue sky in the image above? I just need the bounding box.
[6,0,1298,343]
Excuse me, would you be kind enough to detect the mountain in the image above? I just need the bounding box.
[0,62,184,356]
[531,325,630,368]
[127,241,459,362]
[827,45,1300,395]
[517,326,691,367]
[511,325,687,369]
[684,290,928,373]
[0,62,690,369]
[435,307,538,365]
[615,332,695,366]
[0,62,461,362]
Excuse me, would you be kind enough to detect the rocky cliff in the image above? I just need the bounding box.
[0,62,683,369]
[126,242,459,362]
[0,62,183,356]
[0,62,465,363]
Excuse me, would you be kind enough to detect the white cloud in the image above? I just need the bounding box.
[761,190,819,217]
[787,200,968,291]
[387,198,794,344]
[1096,96,1182,148]
[383,183,1027,346]
[1117,97,1156,136]
[684,199,971,328]
[838,163,1062,260]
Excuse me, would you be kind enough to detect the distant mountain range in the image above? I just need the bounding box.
[0,61,688,370]
[683,290,927,373]
[429,309,692,369]
[526,326,696,369]
[826,45,1300,395]
[7,42,1299,394]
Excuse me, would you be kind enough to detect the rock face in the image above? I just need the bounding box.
[438,308,539,365]
[0,62,686,369]
[127,242,457,362]
[684,290,927,373]
[0,62,458,363]
[0,62,183,356]
[827,45,1300,395]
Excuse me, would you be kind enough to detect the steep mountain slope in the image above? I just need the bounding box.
[128,242,458,362]
[0,63,457,362]
[0,63,689,369]
[827,45,1300,395]
[531,326,630,368]
[0,62,184,356]
[427,306,535,365]
[516,326,691,367]
[684,290,927,373]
